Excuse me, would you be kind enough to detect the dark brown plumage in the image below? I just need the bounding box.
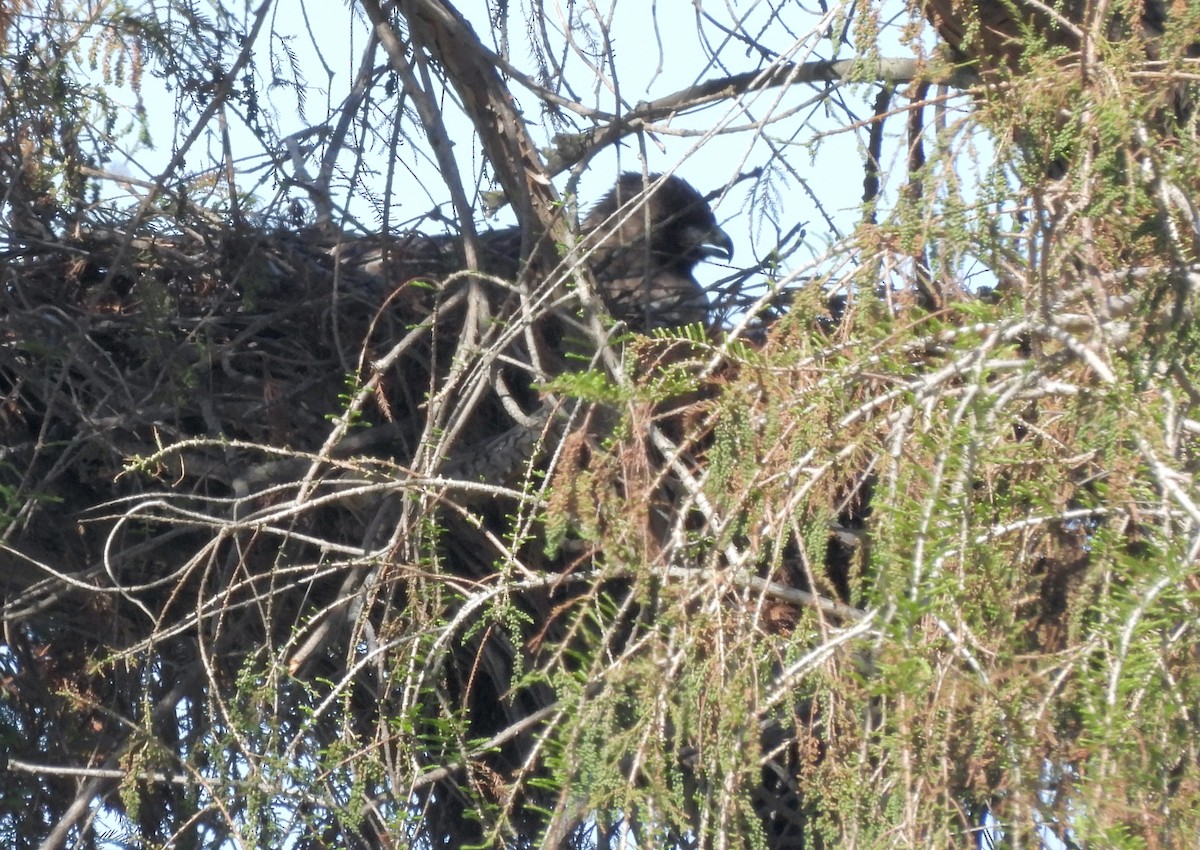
[580,172,733,329]
[333,173,732,330]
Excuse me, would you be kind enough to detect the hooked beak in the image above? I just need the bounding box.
[689,225,734,262]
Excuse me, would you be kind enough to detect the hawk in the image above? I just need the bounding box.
[579,172,734,329]
[335,173,734,331]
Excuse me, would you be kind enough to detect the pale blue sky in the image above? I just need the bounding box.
[97,0,980,304]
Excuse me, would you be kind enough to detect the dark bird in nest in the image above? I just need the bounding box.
[577,172,734,329]
[336,173,734,331]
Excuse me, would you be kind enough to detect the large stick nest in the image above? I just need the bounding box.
[2,197,805,846]
[7,189,633,593]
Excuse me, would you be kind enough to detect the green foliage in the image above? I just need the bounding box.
[542,367,625,404]
[3,1,1200,849]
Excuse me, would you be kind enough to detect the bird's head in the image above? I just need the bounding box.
[587,173,733,272]
[581,173,734,328]
[678,218,735,264]
[646,173,734,270]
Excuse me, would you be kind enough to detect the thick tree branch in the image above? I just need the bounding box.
[542,57,979,175]
[361,0,563,250]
